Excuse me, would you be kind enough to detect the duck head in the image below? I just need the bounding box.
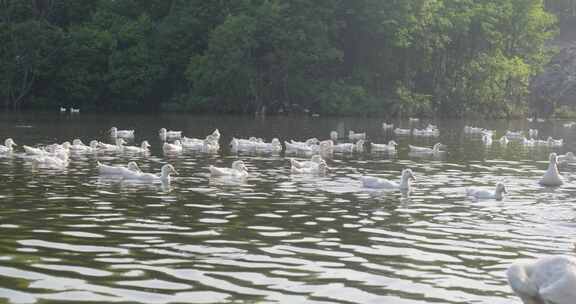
[141,141,151,149]
[232,160,247,172]
[5,138,16,148]
[89,140,99,149]
[161,164,178,176]
[388,140,398,146]
[127,161,141,172]
[549,153,558,165]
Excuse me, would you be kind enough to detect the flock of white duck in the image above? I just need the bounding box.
[1,119,576,303]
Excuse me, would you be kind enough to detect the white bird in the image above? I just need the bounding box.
[482,134,493,145]
[124,141,151,153]
[45,141,71,154]
[409,143,444,155]
[32,151,68,169]
[522,137,535,147]
[109,127,134,138]
[506,130,524,139]
[348,130,366,141]
[499,136,509,145]
[382,122,394,130]
[291,159,329,174]
[558,152,576,164]
[0,138,17,153]
[98,138,126,152]
[163,140,183,153]
[563,122,576,128]
[290,155,323,169]
[361,169,415,190]
[464,126,484,134]
[97,161,142,176]
[528,129,539,138]
[333,140,364,153]
[59,107,67,112]
[330,131,338,141]
[409,117,419,122]
[23,145,49,156]
[539,153,563,186]
[394,128,411,135]
[209,160,248,178]
[70,139,99,153]
[547,137,564,147]
[371,140,398,153]
[507,255,576,304]
[70,108,80,113]
[466,183,507,200]
[159,128,182,140]
[124,164,178,183]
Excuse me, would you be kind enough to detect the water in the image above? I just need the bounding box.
[1,112,576,304]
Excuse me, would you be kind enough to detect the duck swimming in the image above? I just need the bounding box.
[507,255,576,304]
[209,160,248,178]
[539,153,563,186]
[109,127,135,138]
[0,138,17,153]
[361,169,415,191]
[97,161,142,176]
[466,183,507,200]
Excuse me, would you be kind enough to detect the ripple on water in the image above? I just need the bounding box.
[2,116,576,303]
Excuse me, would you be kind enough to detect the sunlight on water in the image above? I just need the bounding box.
[1,112,576,303]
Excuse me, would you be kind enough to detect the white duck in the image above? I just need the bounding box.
[539,153,563,186]
[333,140,364,153]
[507,255,576,304]
[70,139,99,153]
[23,145,49,156]
[32,151,69,168]
[558,152,576,164]
[109,127,134,138]
[409,143,444,155]
[124,164,178,183]
[466,183,507,200]
[348,130,366,141]
[98,138,126,152]
[0,138,17,153]
[482,134,493,145]
[159,128,182,140]
[291,155,323,169]
[209,160,248,178]
[97,161,141,176]
[522,137,535,146]
[361,169,416,190]
[70,108,80,113]
[291,160,329,174]
[499,136,509,145]
[330,131,338,141]
[528,129,539,138]
[382,122,394,130]
[394,128,411,135]
[371,140,397,153]
[45,142,71,154]
[124,141,151,153]
[163,140,183,153]
[506,130,524,139]
[547,137,564,147]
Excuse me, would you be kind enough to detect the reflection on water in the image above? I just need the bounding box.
[1,112,576,303]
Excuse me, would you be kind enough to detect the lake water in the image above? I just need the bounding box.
[1,112,576,304]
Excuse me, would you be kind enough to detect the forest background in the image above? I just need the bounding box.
[0,0,574,118]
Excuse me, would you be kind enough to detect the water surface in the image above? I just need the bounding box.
[1,112,575,303]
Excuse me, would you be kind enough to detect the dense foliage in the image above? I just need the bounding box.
[0,0,558,117]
